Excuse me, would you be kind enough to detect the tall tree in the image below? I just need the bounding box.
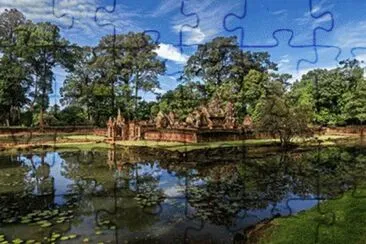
[0,56,31,125]
[92,32,165,119]
[16,22,78,127]
[61,47,95,121]
[0,9,26,48]
[253,80,311,147]
[182,36,276,98]
[339,59,366,126]
[0,9,30,125]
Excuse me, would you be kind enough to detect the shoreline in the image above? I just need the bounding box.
[0,134,361,155]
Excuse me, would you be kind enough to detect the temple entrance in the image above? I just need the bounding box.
[106,109,142,141]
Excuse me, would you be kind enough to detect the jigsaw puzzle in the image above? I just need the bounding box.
[1,0,366,243]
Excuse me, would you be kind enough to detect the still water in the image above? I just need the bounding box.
[0,146,365,243]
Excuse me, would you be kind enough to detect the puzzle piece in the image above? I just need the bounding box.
[297,45,342,76]
[223,0,334,48]
[351,47,366,65]
[177,0,200,52]
[94,0,116,28]
[237,30,318,73]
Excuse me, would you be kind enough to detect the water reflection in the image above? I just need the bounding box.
[0,146,366,243]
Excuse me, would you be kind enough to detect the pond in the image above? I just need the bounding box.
[0,146,366,243]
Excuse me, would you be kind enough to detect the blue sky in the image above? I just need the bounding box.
[1,0,366,105]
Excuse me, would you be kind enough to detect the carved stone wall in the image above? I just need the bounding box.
[143,129,198,143]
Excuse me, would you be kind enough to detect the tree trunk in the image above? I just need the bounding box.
[135,84,138,117]
[111,78,115,115]
[134,73,140,120]
[39,108,44,129]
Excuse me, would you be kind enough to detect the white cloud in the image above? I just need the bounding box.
[278,55,290,68]
[271,9,287,15]
[152,87,166,94]
[170,0,239,44]
[151,0,180,17]
[172,25,206,44]
[334,21,366,48]
[0,0,140,45]
[295,0,334,27]
[156,43,189,64]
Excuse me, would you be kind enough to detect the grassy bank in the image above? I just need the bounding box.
[115,138,279,152]
[256,187,366,244]
[0,133,360,153]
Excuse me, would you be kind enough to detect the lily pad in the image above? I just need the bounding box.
[60,236,69,241]
[40,222,52,228]
[12,238,23,244]
[68,234,77,239]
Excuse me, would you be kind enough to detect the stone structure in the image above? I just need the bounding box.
[242,115,253,132]
[143,98,246,143]
[105,99,256,143]
[106,109,141,141]
[128,121,141,140]
[106,109,126,140]
[223,101,235,129]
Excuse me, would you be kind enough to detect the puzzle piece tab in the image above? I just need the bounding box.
[223,0,334,47]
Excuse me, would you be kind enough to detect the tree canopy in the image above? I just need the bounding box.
[0,9,366,131]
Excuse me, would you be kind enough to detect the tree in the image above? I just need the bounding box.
[0,9,31,125]
[253,81,311,147]
[290,60,366,126]
[182,36,276,98]
[239,70,268,117]
[340,59,366,126]
[92,32,165,119]
[0,56,31,125]
[153,81,204,120]
[292,68,347,125]
[16,21,78,127]
[135,100,157,121]
[56,106,89,126]
[61,47,96,122]
[343,78,366,136]
[0,9,26,48]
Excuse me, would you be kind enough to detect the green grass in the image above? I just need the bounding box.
[52,142,111,151]
[61,135,105,140]
[0,133,105,145]
[0,132,359,153]
[258,188,366,244]
[113,138,279,152]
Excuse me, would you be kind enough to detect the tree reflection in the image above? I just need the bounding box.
[1,146,366,241]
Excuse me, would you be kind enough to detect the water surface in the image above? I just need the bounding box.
[0,146,365,243]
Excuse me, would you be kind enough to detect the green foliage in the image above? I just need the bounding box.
[1,8,366,130]
[153,82,204,120]
[135,100,157,121]
[61,32,166,125]
[0,9,30,126]
[343,78,366,123]
[291,60,366,126]
[253,80,311,146]
[182,36,276,98]
[55,106,89,125]
[90,32,165,118]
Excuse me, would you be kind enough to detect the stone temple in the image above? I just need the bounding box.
[106,99,253,143]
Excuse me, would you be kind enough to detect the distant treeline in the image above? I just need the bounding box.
[0,9,365,134]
